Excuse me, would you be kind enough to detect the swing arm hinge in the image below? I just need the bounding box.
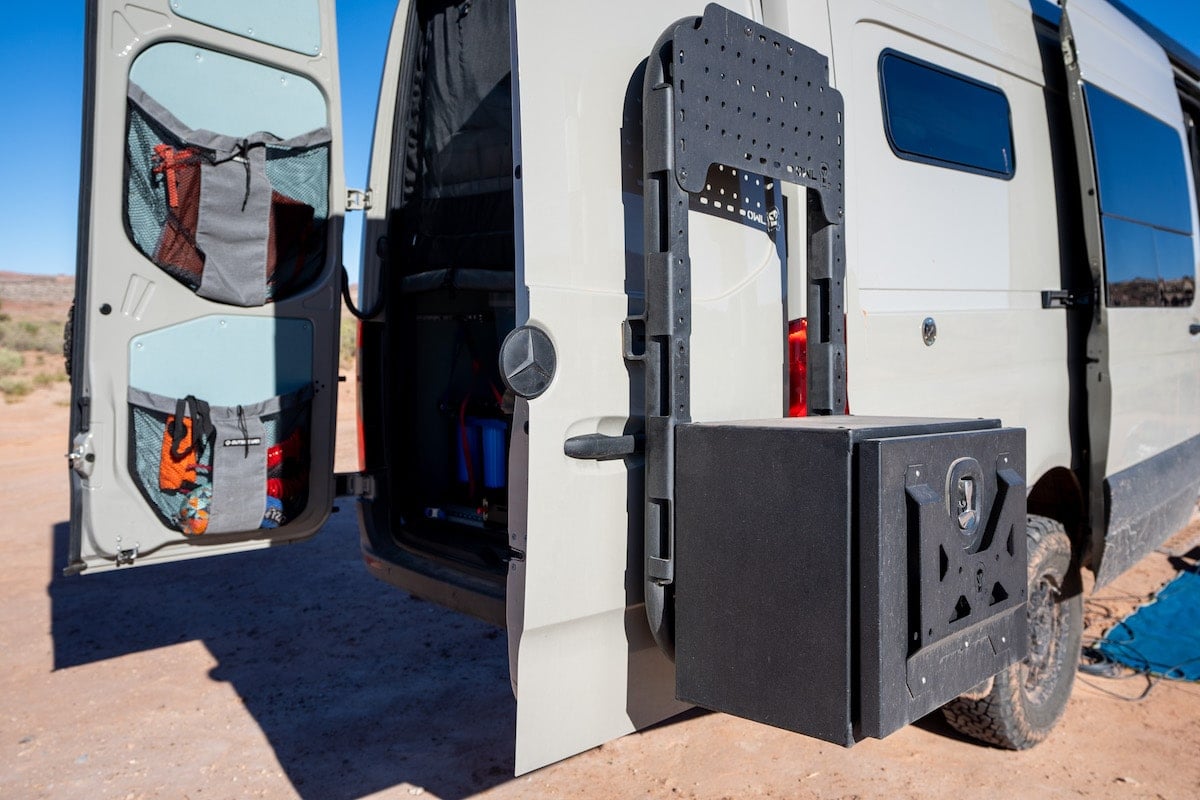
[346,188,373,212]
[335,472,377,500]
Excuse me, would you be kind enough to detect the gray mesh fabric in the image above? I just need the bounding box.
[126,105,172,267]
[130,404,214,525]
[265,145,329,219]
[124,83,331,305]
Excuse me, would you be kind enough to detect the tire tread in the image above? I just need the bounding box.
[940,514,1079,750]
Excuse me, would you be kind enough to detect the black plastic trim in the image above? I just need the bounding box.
[1060,11,1113,576]
[1096,432,1200,587]
[564,433,642,461]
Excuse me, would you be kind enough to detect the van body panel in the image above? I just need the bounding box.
[68,0,344,572]
[828,0,1073,489]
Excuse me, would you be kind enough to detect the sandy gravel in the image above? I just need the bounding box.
[1,365,1199,799]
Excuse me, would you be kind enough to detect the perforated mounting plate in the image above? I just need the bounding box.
[692,164,774,232]
[672,8,844,223]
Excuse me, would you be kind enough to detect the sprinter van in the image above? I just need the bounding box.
[68,0,1200,774]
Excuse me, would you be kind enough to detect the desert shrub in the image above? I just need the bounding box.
[340,315,357,368]
[1,319,62,353]
[0,376,31,400]
[0,347,22,377]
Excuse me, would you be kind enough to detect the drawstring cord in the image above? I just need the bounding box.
[234,139,252,211]
[236,405,250,458]
[208,138,264,211]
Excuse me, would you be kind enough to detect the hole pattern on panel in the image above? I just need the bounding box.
[671,6,844,220]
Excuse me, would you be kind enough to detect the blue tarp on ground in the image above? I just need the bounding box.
[1097,568,1200,681]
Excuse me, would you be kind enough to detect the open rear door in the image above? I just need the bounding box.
[1060,0,1200,585]
[68,0,344,572]
[506,0,786,774]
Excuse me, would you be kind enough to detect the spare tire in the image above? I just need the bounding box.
[940,514,1082,749]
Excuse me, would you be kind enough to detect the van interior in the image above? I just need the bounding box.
[370,0,517,596]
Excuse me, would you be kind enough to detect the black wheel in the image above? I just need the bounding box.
[941,514,1082,749]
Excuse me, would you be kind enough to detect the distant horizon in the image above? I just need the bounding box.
[2,0,1196,279]
[0,272,73,279]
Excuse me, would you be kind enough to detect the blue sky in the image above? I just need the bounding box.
[0,0,395,279]
[1,1,1198,278]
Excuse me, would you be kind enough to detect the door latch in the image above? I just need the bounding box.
[1041,289,1091,309]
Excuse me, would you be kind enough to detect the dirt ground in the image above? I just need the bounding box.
[1,294,1199,799]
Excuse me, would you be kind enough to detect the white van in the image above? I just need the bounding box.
[68,0,1200,775]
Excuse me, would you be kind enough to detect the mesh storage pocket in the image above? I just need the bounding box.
[125,83,331,306]
[129,386,314,536]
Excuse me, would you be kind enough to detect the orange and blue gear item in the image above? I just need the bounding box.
[179,484,212,536]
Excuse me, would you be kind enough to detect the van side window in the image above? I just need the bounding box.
[1085,85,1195,307]
[1185,100,1200,215]
[878,51,1014,179]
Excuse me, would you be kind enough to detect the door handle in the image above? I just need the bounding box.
[564,432,642,461]
[1190,323,1200,336]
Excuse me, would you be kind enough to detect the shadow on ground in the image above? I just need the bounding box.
[48,512,514,800]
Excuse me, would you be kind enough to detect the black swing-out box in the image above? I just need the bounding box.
[674,416,1028,744]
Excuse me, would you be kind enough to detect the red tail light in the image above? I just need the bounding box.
[787,318,808,417]
[788,317,848,417]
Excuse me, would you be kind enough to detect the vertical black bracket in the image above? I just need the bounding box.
[638,4,847,656]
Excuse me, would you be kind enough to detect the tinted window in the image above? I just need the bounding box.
[1087,86,1192,233]
[1086,84,1196,307]
[879,52,1014,178]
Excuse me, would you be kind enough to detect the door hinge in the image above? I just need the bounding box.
[1041,289,1091,309]
[1062,35,1077,67]
[67,431,96,478]
[346,188,373,212]
[335,472,376,499]
[114,539,139,566]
